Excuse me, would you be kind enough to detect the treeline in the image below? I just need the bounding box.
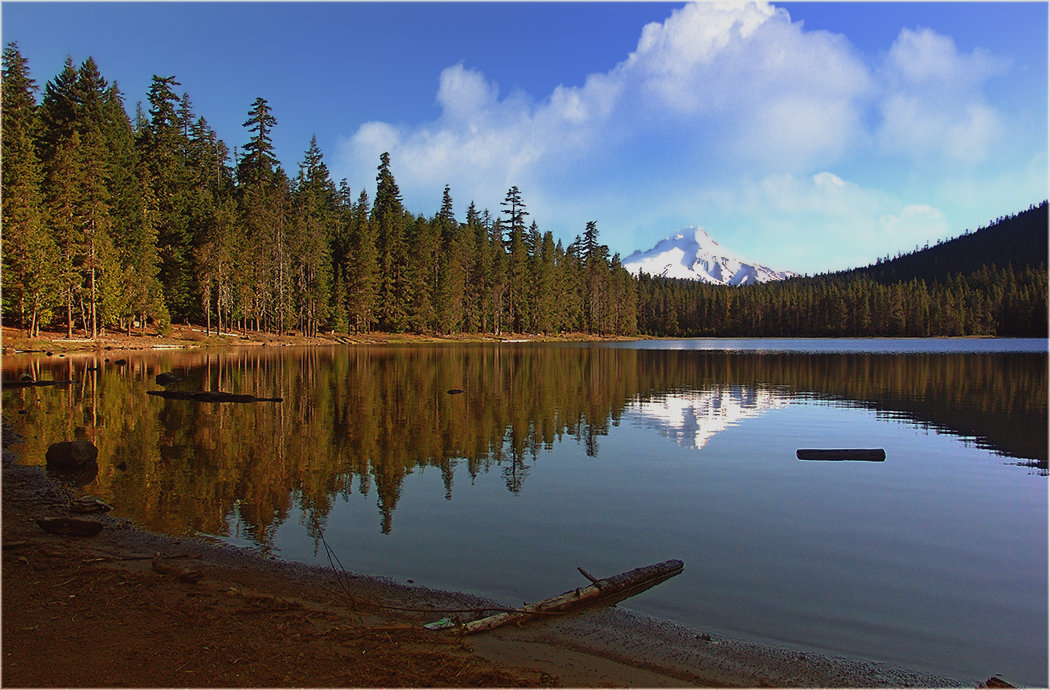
[636,204,1048,338]
[3,44,1045,341]
[1,45,637,339]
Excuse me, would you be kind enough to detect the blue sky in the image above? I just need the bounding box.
[4,2,1046,274]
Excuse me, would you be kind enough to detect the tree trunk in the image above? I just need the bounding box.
[445,560,684,635]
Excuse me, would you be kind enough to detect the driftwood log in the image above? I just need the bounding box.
[3,380,74,389]
[444,559,684,634]
[796,448,886,462]
[147,390,282,403]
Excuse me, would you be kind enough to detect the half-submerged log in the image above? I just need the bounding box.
[3,379,74,389]
[796,448,885,462]
[147,390,282,403]
[452,559,683,634]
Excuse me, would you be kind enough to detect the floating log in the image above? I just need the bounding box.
[796,448,886,462]
[448,559,684,635]
[2,379,74,389]
[147,390,282,403]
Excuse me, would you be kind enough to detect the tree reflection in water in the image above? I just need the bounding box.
[3,344,1045,543]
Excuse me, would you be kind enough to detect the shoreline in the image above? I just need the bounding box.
[0,324,644,357]
[2,324,1020,359]
[2,423,966,688]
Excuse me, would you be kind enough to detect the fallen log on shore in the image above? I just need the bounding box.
[147,390,283,403]
[796,448,886,462]
[433,559,683,635]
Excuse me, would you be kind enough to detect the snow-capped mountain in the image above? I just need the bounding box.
[623,227,795,285]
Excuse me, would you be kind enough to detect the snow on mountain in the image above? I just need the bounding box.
[623,227,795,285]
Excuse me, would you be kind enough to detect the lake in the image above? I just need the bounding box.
[3,338,1046,685]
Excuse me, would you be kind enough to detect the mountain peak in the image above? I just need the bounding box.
[623,226,795,286]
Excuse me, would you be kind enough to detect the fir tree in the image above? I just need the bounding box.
[2,43,61,334]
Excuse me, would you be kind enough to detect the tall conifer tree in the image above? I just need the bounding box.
[2,43,60,334]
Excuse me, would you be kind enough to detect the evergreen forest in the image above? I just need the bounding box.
[3,45,1047,340]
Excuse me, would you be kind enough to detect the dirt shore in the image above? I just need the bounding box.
[0,324,639,356]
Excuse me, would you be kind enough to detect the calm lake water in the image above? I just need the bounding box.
[3,339,1046,685]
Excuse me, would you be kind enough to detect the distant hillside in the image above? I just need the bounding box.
[635,201,1048,338]
[823,201,1048,285]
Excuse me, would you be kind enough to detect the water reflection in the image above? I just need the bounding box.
[3,345,1046,542]
[632,387,790,450]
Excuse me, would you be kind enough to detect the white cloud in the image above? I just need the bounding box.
[333,0,873,219]
[621,2,871,169]
[885,27,1005,90]
[701,172,953,274]
[330,1,1029,274]
[876,28,1007,164]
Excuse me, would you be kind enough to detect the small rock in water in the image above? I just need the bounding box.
[18,373,34,382]
[447,389,464,395]
[155,372,181,386]
[45,440,98,470]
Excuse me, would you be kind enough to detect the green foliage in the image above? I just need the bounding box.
[3,49,1042,340]
[2,43,61,335]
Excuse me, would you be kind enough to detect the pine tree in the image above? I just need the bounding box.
[76,125,114,337]
[372,152,408,331]
[433,185,461,333]
[139,74,195,320]
[501,187,530,332]
[46,131,84,337]
[405,213,437,333]
[346,190,379,332]
[236,97,290,333]
[2,43,61,335]
[290,136,335,336]
[238,96,278,185]
[36,56,79,166]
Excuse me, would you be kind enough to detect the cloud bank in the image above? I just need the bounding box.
[333,1,1038,274]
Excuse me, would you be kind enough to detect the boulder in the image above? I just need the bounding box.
[155,372,181,386]
[45,440,99,471]
[36,517,103,537]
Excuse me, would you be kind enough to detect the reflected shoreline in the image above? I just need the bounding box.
[3,343,1045,542]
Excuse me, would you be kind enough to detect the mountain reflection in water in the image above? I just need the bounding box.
[3,344,1045,541]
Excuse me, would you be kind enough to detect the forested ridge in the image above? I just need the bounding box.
[3,45,1046,340]
[636,202,1047,338]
